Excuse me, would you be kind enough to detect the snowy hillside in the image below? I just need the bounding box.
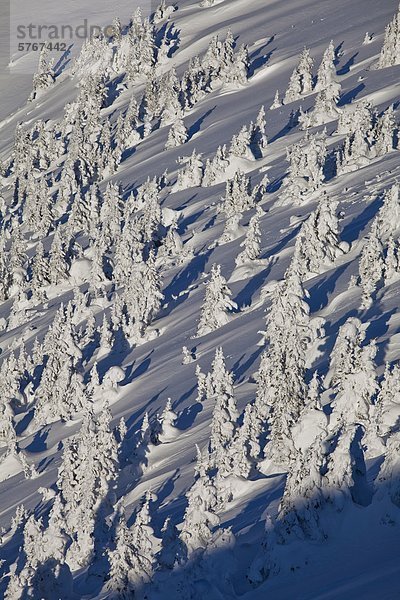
[0,0,400,597]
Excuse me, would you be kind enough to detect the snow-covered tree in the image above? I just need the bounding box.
[106,503,152,597]
[384,235,400,283]
[323,424,366,510]
[291,192,349,277]
[48,227,69,285]
[229,124,253,160]
[284,48,313,103]
[255,260,325,464]
[235,206,263,265]
[250,106,268,157]
[154,399,178,443]
[206,348,239,475]
[376,429,400,506]
[202,145,229,187]
[373,363,400,439]
[180,448,220,559]
[270,90,282,110]
[165,117,188,149]
[378,4,400,68]
[375,184,400,241]
[247,515,279,586]
[122,250,164,341]
[315,40,336,92]
[374,105,397,157]
[29,45,55,101]
[277,435,327,541]
[158,517,184,569]
[228,403,258,479]
[299,78,341,128]
[57,405,117,569]
[175,150,204,190]
[358,222,385,308]
[197,264,237,336]
[278,131,327,204]
[327,318,377,434]
[219,170,253,220]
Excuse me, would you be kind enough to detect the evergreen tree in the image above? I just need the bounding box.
[279,131,327,204]
[284,48,313,103]
[255,260,325,464]
[315,40,336,92]
[106,504,152,597]
[358,222,385,308]
[292,192,349,277]
[374,362,400,439]
[197,264,237,336]
[175,150,204,190]
[29,45,55,101]
[270,90,282,110]
[378,4,400,68]
[376,429,400,506]
[235,206,263,265]
[180,448,220,558]
[165,117,188,149]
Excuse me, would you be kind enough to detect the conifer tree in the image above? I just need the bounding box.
[323,425,366,510]
[277,435,326,541]
[29,45,55,101]
[197,264,237,336]
[106,504,152,597]
[279,132,327,204]
[374,105,396,157]
[328,318,377,434]
[235,206,263,266]
[284,48,313,103]
[315,40,336,92]
[255,260,325,464]
[358,222,385,308]
[374,362,400,439]
[376,429,400,507]
[378,4,400,68]
[165,117,188,149]
[180,447,220,558]
[270,89,282,110]
[175,150,204,190]
[207,348,239,475]
[292,192,349,277]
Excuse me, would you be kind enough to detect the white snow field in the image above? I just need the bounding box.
[0,0,400,597]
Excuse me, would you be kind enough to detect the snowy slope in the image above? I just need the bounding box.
[0,0,400,598]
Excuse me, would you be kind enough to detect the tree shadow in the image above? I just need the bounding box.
[363,306,397,366]
[341,194,382,245]
[337,52,359,75]
[308,263,352,312]
[248,36,275,77]
[14,409,35,437]
[249,48,276,78]
[163,248,212,308]
[53,44,74,76]
[188,107,217,140]
[175,401,203,431]
[232,345,264,384]
[334,42,344,66]
[25,427,49,453]
[234,263,274,310]
[338,83,365,107]
[267,222,302,257]
[123,350,154,386]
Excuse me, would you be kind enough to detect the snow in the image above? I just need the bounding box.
[0,0,400,597]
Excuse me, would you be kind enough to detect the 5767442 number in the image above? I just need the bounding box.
[18,42,67,52]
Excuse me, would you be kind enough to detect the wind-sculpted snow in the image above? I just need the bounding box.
[0,0,400,598]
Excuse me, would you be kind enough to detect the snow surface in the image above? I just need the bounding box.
[1,0,400,598]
